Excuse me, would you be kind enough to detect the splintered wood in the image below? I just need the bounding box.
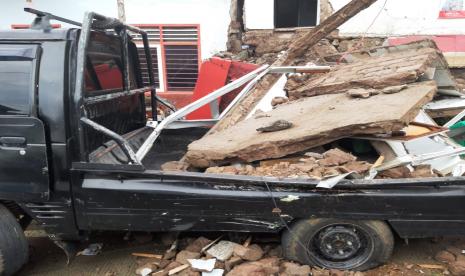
[185,82,437,168]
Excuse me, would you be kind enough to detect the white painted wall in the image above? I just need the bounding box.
[125,0,230,58]
[0,0,117,29]
[244,0,465,36]
[0,0,231,58]
[244,0,274,29]
[332,0,465,36]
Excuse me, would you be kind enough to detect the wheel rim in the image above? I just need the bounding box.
[307,223,374,269]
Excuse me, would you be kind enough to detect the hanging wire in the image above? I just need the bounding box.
[263,180,316,258]
[337,0,389,64]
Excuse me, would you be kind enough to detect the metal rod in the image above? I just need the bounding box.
[219,67,271,120]
[73,10,155,162]
[444,108,465,128]
[136,65,269,161]
[80,118,140,164]
[24,7,82,27]
[74,12,93,161]
[120,28,131,91]
[84,87,150,105]
[268,66,331,74]
[141,32,158,120]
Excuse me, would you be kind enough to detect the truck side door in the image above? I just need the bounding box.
[0,44,49,201]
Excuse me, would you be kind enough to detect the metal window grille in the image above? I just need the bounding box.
[132,25,201,92]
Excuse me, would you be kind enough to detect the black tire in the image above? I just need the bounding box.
[282,218,394,271]
[0,204,29,276]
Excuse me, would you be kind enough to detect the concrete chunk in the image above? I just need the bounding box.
[206,241,238,262]
[186,82,437,168]
[233,244,264,261]
[287,48,440,99]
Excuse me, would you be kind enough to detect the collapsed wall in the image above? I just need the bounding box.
[224,0,385,64]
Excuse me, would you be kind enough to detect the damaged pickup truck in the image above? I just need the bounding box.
[1,8,465,275]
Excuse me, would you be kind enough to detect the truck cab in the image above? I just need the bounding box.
[0,9,156,274]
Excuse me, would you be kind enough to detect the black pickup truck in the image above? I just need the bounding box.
[1,8,465,275]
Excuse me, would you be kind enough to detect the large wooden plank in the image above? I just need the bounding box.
[185,82,437,168]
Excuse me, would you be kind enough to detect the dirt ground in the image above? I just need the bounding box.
[17,229,461,276]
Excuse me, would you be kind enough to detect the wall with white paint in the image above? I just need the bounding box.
[244,0,465,36]
[332,0,465,36]
[0,0,117,29]
[244,0,274,29]
[125,0,230,57]
[0,0,231,58]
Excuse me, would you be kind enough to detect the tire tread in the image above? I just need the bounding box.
[0,204,29,276]
[282,218,394,271]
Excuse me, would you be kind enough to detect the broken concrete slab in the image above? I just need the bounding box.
[209,0,378,133]
[287,47,441,99]
[186,82,437,168]
[188,259,216,272]
[206,241,238,262]
[322,39,461,96]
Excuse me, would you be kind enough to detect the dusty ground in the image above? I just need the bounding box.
[17,228,461,276]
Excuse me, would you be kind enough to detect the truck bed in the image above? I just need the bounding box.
[78,126,465,238]
[89,127,208,169]
[72,157,465,238]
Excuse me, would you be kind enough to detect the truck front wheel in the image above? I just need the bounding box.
[282,218,394,271]
[0,204,29,276]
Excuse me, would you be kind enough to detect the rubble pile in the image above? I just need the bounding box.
[219,29,385,66]
[435,246,465,276]
[205,148,372,179]
[133,236,364,276]
[185,81,436,167]
[177,40,465,183]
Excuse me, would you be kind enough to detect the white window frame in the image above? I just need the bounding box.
[136,44,165,93]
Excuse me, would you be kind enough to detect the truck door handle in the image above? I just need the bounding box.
[0,136,27,147]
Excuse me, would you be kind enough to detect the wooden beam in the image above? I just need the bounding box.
[210,0,379,133]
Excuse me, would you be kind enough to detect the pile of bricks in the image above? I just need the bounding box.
[133,236,364,276]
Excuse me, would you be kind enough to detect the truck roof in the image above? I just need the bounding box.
[0,28,74,41]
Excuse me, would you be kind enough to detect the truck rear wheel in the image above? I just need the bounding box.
[282,218,394,271]
[0,204,29,276]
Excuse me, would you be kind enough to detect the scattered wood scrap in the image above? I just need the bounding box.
[185,82,436,168]
[131,253,163,259]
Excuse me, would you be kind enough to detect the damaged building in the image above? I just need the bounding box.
[224,0,465,88]
[5,0,465,275]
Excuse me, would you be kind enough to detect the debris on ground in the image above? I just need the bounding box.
[77,243,103,256]
[132,235,460,276]
[434,247,465,276]
[132,236,332,276]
